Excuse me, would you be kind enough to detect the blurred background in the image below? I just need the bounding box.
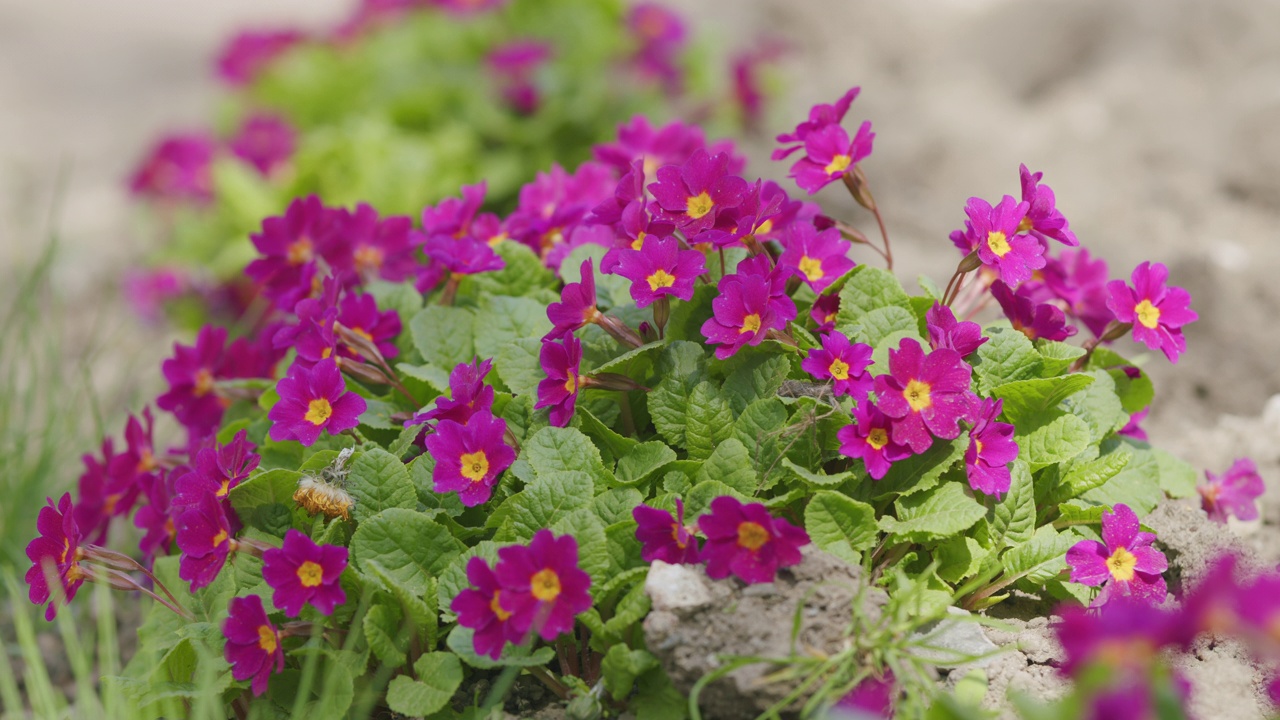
[3,0,1279,575]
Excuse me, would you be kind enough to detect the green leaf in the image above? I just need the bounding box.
[363,561,438,648]
[1086,347,1154,413]
[228,469,302,533]
[1054,501,1111,529]
[936,536,990,584]
[633,666,689,720]
[362,604,408,668]
[836,266,911,324]
[602,647,659,701]
[990,375,1096,428]
[721,352,791,414]
[1035,340,1086,377]
[495,470,594,542]
[684,480,747,517]
[1080,441,1165,515]
[1048,447,1132,504]
[1001,526,1072,587]
[804,491,878,564]
[447,626,556,669]
[1021,414,1093,471]
[594,488,644,526]
[575,405,638,460]
[463,242,557,299]
[345,448,416,523]
[854,437,966,501]
[602,582,651,637]
[472,296,553,361]
[615,441,677,487]
[386,653,462,717]
[693,438,758,496]
[524,426,615,489]
[1153,447,1197,498]
[781,458,854,488]
[437,542,500,623]
[410,305,475,370]
[989,460,1036,548]
[1060,371,1128,443]
[493,336,543,396]
[684,382,735,460]
[562,244,632,309]
[553,508,610,586]
[589,340,665,376]
[970,326,1044,393]
[350,509,463,594]
[853,305,920,348]
[665,285,718,344]
[879,482,986,542]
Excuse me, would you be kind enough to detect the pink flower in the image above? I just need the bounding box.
[128,133,215,203]
[421,182,487,241]
[246,195,343,309]
[774,86,862,159]
[1066,503,1168,607]
[424,236,505,277]
[1118,408,1149,442]
[25,494,87,620]
[956,196,1044,288]
[451,556,522,660]
[1055,600,1174,677]
[1105,262,1198,363]
[230,113,296,176]
[222,595,284,696]
[267,359,367,447]
[800,330,874,399]
[405,358,495,431]
[172,430,259,509]
[487,40,551,114]
[810,294,840,334]
[1018,164,1078,247]
[158,325,271,439]
[175,490,236,591]
[837,402,913,480]
[990,280,1077,342]
[494,530,593,641]
[698,496,809,584]
[262,529,348,617]
[535,337,582,428]
[834,671,896,718]
[337,291,402,361]
[331,204,418,285]
[632,499,700,565]
[134,469,178,564]
[701,271,784,360]
[1042,247,1112,337]
[925,303,987,357]
[964,398,1019,498]
[216,29,304,86]
[612,235,705,308]
[777,222,855,293]
[647,149,748,236]
[546,259,601,340]
[507,163,614,261]
[1198,458,1265,524]
[872,338,977,454]
[788,121,875,195]
[425,411,515,507]
[593,116,730,177]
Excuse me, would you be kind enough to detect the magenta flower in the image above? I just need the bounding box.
[123,267,188,323]
[487,40,551,114]
[957,196,1044,287]
[73,438,127,545]
[421,182,487,241]
[990,280,1077,342]
[873,338,978,454]
[435,0,507,15]
[701,271,787,360]
[1105,262,1198,363]
[1066,503,1168,607]
[173,430,259,512]
[134,469,178,564]
[612,235,705,308]
[337,291,402,361]
[626,3,687,94]
[25,494,86,620]
[424,236,505,277]
[632,498,700,565]
[494,530,593,641]
[834,671,896,718]
[331,203,418,285]
[215,29,304,86]
[425,411,515,507]
[535,337,582,428]
[925,303,987,357]
[1118,408,1149,442]
[778,222,855,293]
[157,325,262,438]
[801,331,874,399]
[788,121,875,195]
[593,116,716,177]
[262,529,348,617]
[837,402,913,480]
[506,162,613,260]
[810,294,840,334]
[230,113,296,176]
[737,254,798,322]
[698,496,809,584]
[451,556,521,660]
[647,149,748,236]
[1018,164,1078,247]
[268,359,366,447]
[273,286,339,370]
[1198,458,1265,524]
[175,491,236,591]
[775,86,862,160]
[128,133,215,203]
[222,595,284,696]
[546,259,601,339]
[964,398,1018,498]
[246,195,342,309]
[405,358,495,430]
[1055,600,1174,677]
[703,179,788,249]
[1042,247,1112,337]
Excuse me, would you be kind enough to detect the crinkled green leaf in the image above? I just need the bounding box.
[1021,414,1093,471]
[694,438,758,496]
[1048,447,1132,504]
[1153,447,1197,498]
[350,509,463,594]
[1085,349,1154,413]
[589,340,665,376]
[553,508,610,587]
[493,336,543,396]
[575,405,638,459]
[463,242,557,299]
[665,285,718,343]
[603,582,651,638]
[685,479,747,517]
[615,441,677,487]
[720,352,791,414]
[853,305,920,348]
[854,437,966,501]
[1035,339,1087,377]
[386,652,462,716]
[781,458,854,487]
[879,481,986,542]
[732,397,788,480]
[936,536,990,584]
[228,468,302,531]
[990,375,1096,429]
[346,448,415,522]
[594,488,644,526]
[989,460,1036,548]
[683,382,735,460]
[971,326,1044,393]
[362,603,408,668]
[836,265,911,324]
[524,425,614,489]
[410,305,475,370]
[472,295,552,361]
[602,646,659,701]
[363,560,438,647]
[495,470,594,542]
[1080,440,1165,515]
[804,491,878,564]
[1060,370,1128,443]
[1001,525,1073,587]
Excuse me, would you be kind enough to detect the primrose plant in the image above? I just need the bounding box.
[26,74,1251,719]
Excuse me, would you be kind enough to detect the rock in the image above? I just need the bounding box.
[910,608,1000,667]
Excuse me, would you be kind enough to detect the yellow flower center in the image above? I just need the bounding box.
[296,560,324,588]
[903,380,932,412]
[647,269,677,291]
[1017,216,1034,234]
[829,358,850,380]
[137,449,156,473]
[737,521,770,551]
[866,428,889,450]
[1134,299,1161,330]
[564,372,578,394]
[756,219,774,236]
[212,529,228,547]
[798,256,825,282]
[1106,546,1138,582]
[986,231,1011,257]
[824,312,837,325]
[530,569,562,601]
[740,313,762,335]
[686,192,714,219]
[287,237,314,265]
[459,451,489,483]
[352,327,374,344]
[631,231,647,251]
[490,590,512,621]
[217,478,231,498]
[258,625,278,654]
[305,398,333,426]
[824,154,852,176]
[487,232,508,247]
[353,245,384,273]
[193,368,215,398]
